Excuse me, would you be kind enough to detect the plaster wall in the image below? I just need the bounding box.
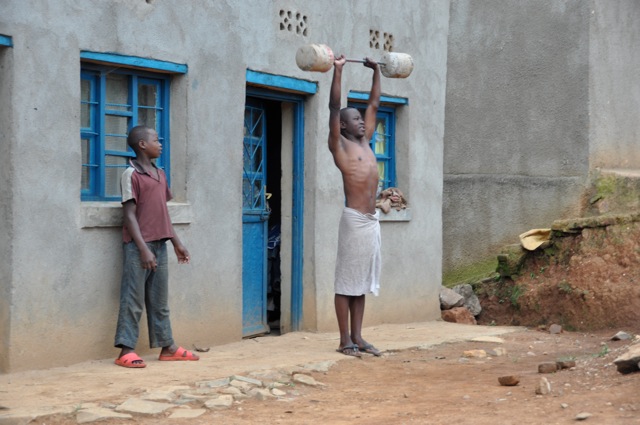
[443,0,590,271]
[0,45,15,373]
[1,0,245,372]
[0,0,447,372]
[589,0,640,168]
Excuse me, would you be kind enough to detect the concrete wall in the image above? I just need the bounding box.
[0,0,447,372]
[589,0,640,168]
[0,42,15,373]
[443,0,590,272]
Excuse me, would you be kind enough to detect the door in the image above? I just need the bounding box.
[242,100,270,337]
[243,79,308,335]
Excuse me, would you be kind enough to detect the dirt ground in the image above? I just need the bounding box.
[201,328,640,425]
[8,219,640,424]
[33,326,640,425]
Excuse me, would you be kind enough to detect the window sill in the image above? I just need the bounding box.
[81,202,193,228]
[377,208,411,222]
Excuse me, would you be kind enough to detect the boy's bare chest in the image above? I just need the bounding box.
[343,147,377,181]
[349,145,376,167]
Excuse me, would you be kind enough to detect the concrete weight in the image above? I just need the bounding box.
[295,43,334,72]
[379,52,414,78]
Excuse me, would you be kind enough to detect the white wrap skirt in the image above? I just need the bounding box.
[334,207,381,296]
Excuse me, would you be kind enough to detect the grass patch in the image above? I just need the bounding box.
[443,257,498,288]
[495,282,524,310]
[557,355,576,362]
[594,174,617,198]
[591,172,640,210]
[557,280,572,294]
[595,344,609,358]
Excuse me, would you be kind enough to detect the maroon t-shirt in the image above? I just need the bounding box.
[120,160,175,243]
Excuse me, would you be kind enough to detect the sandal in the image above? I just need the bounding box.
[359,343,382,357]
[115,352,146,368]
[336,344,362,357]
[158,346,199,361]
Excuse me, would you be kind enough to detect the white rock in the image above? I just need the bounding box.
[575,412,592,420]
[231,375,263,386]
[77,407,132,424]
[468,336,505,344]
[535,377,551,395]
[293,373,322,386]
[141,390,176,402]
[168,408,207,419]
[205,395,234,409]
[115,398,174,415]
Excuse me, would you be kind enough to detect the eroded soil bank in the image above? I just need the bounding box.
[477,213,640,331]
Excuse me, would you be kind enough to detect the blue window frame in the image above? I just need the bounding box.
[0,34,13,47]
[80,65,170,201]
[348,104,397,190]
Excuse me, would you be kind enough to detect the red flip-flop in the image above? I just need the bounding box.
[115,352,146,368]
[158,346,199,361]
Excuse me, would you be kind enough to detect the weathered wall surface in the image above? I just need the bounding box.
[443,0,591,272]
[589,0,640,168]
[0,44,14,373]
[0,0,447,372]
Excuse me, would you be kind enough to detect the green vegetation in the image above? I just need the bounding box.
[595,344,609,358]
[557,280,590,300]
[508,284,524,309]
[590,172,640,212]
[594,174,617,199]
[491,280,524,310]
[557,355,576,362]
[443,257,498,288]
[557,280,572,294]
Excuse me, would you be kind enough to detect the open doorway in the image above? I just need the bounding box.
[264,99,283,334]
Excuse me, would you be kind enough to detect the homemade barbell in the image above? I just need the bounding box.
[295,43,414,79]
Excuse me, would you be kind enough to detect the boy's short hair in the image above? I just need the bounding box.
[339,107,357,123]
[127,126,152,153]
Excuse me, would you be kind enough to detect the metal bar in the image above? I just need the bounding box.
[344,58,387,66]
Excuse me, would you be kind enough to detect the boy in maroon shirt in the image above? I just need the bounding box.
[114,125,198,368]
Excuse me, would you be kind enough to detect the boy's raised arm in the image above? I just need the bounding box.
[328,55,347,154]
[363,58,381,141]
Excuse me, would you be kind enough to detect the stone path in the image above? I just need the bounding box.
[0,321,519,424]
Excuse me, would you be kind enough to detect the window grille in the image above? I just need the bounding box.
[80,65,169,201]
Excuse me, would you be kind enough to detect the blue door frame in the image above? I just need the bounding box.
[245,70,316,332]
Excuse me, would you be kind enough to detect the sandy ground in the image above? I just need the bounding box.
[1,321,639,424]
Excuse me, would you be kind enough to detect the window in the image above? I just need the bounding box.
[80,65,170,201]
[348,104,397,190]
